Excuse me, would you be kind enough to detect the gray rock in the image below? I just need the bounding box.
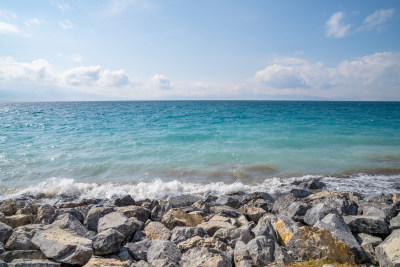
[84,206,114,232]
[53,208,84,223]
[247,236,275,266]
[355,233,382,265]
[113,195,135,207]
[388,200,400,219]
[274,244,293,264]
[49,213,87,236]
[144,221,171,240]
[285,202,311,222]
[0,250,47,263]
[0,243,4,255]
[182,247,232,267]
[116,206,151,223]
[325,198,358,216]
[125,239,152,261]
[93,228,125,255]
[32,228,93,265]
[234,241,253,267]
[272,193,297,214]
[304,203,340,226]
[239,205,266,223]
[213,228,253,248]
[375,229,400,267]
[0,259,6,267]
[117,247,134,262]
[0,221,12,243]
[132,230,146,242]
[197,216,238,236]
[390,215,400,229]
[5,224,44,250]
[210,205,240,218]
[246,198,273,213]
[363,206,389,222]
[297,179,326,190]
[83,230,97,240]
[242,192,275,204]
[251,214,277,241]
[132,260,151,267]
[36,205,55,224]
[151,205,168,222]
[290,189,312,198]
[344,215,389,234]
[315,213,366,263]
[0,200,17,216]
[8,259,60,267]
[168,195,203,208]
[237,215,255,231]
[147,239,181,267]
[97,212,141,239]
[214,196,242,209]
[170,227,208,244]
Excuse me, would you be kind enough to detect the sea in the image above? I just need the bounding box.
[1,101,400,201]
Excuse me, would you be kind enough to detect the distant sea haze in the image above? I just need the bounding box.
[1,101,399,200]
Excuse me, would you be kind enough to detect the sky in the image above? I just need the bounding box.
[0,0,399,101]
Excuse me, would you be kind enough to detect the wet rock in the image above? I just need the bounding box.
[49,213,88,236]
[210,205,240,218]
[285,226,355,264]
[177,236,227,253]
[116,206,150,223]
[182,247,232,267]
[390,215,400,229]
[284,202,311,222]
[170,227,208,244]
[16,203,38,216]
[97,212,141,239]
[273,215,299,245]
[32,228,93,265]
[198,215,238,236]
[36,205,55,224]
[238,205,266,223]
[83,257,130,267]
[125,239,152,261]
[247,236,275,266]
[84,206,115,232]
[375,229,400,267]
[5,224,44,250]
[168,195,203,209]
[93,229,125,255]
[0,250,47,263]
[242,192,275,204]
[343,215,389,234]
[144,221,171,240]
[0,221,12,243]
[56,201,83,209]
[234,241,253,267]
[8,259,60,267]
[304,203,340,226]
[0,199,17,216]
[161,208,203,230]
[297,179,326,190]
[290,189,313,198]
[1,214,32,228]
[113,195,136,207]
[214,195,242,209]
[213,228,253,247]
[147,239,181,267]
[251,214,277,241]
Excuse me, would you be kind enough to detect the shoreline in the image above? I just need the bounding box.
[1,178,399,266]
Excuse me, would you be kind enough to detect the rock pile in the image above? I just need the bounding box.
[0,179,399,266]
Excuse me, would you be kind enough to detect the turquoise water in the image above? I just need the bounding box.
[1,101,400,199]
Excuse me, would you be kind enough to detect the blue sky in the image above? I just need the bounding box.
[0,0,399,101]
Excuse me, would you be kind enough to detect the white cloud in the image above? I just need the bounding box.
[58,4,70,11]
[358,9,395,32]
[0,57,55,83]
[0,21,20,33]
[0,10,17,19]
[151,74,171,90]
[72,55,84,62]
[326,12,351,38]
[60,19,73,29]
[25,18,41,27]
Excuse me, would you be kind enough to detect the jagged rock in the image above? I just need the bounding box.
[36,205,55,224]
[245,198,273,213]
[1,214,32,228]
[84,206,114,232]
[297,179,326,190]
[304,203,340,226]
[285,226,355,264]
[0,243,4,254]
[290,189,313,198]
[132,260,151,267]
[16,203,38,216]
[117,247,134,262]
[83,257,130,267]
[213,228,253,247]
[125,239,152,261]
[53,208,85,223]
[168,195,203,208]
[0,221,12,243]
[355,233,382,265]
[251,214,277,241]
[198,215,239,236]
[182,247,232,267]
[177,236,227,253]
[0,250,47,262]
[170,227,208,244]
[390,215,400,229]
[343,215,389,234]
[273,215,299,245]
[161,209,203,230]
[8,259,60,266]
[84,230,97,240]
[246,236,275,266]
[234,241,253,267]
[5,224,44,250]
[272,193,297,214]
[151,204,168,221]
[32,228,93,265]
[363,206,389,222]
[97,212,141,238]
[314,213,366,263]
[147,239,181,267]
[284,202,311,222]
[1,199,17,216]
[389,200,400,219]
[242,192,275,204]
[210,206,240,218]
[144,221,171,240]
[274,244,293,264]
[116,206,150,223]
[214,195,242,209]
[238,205,266,223]
[375,229,400,267]
[49,213,88,236]
[132,230,146,242]
[319,197,358,216]
[113,195,136,207]
[93,229,125,255]
[237,215,255,231]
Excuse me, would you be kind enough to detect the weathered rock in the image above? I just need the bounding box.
[245,198,273,213]
[144,221,171,240]
[238,205,266,223]
[290,189,313,198]
[5,224,44,250]
[168,195,203,208]
[285,226,355,264]
[214,195,242,209]
[284,202,311,222]
[84,206,114,231]
[117,247,134,262]
[363,206,389,222]
[8,259,60,267]
[297,178,326,190]
[390,215,400,229]
[234,241,253,267]
[273,215,299,245]
[83,230,97,240]
[274,244,293,264]
[242,192,275,204]
[132,260,151,267]
[177,236,227,253]
[36,205,55,224]
[210,206,240,218]
[151,204,168,222]
[251,214,277,242]
[116,206,150,223]
[321,197,359,216]
[0,199,17,216]
[97,212,141,238]
[375,229,400,267]
[213,228,253,247]
[161,209,203,230]
[343,215,389,234]
[355,233,382,265]
[16,203,38,216]
[113,195,136,207]
[0,250,47,263]
[49,213,88,236]
[198,216,238,236]
[53,208,85,223]
[83,257,130,267]
[1,214,32,228]
[32,229,93,265]
[389,200,400,219]
[147,239,181,267]
[125,239,152,261]
[304,203,339,226]
[170,227,208,244]
[93,229,125,255]
[182,247,232,267]
[237,215,255,231]
[0,221,12,243]
[272,193,297,214]
[247,236,275,266]
[132,230,146,242]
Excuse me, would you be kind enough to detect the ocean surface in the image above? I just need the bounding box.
[1,101,400,201]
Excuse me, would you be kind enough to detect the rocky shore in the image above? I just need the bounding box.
[0,179,399,267]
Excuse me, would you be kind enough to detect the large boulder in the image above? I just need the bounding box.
[36,204,56,224]
[84,207,114,231]
[93,229,125,255]
[213,228,253,248]
[0,221,12,243]
[234,241,253,267]
[116,206,150,223]
[168,195,203,209]
[144,221,171,240]
[49,213,88,236]
[177,236,227,253]
[273,215,299,245]
[161,209,203,230]
[238,205,266,223]
[32,229,93,265]
[246,236,275,266]
[97,212,141,239]
[113,195,136,207]
[0,199,17,216]
[375,229,400,267]
[125,239,152,261]
[5,224,44,250]
[251,214,277,240]
[284,202,311,222]
[304,203,339,226]
[147,239,182,267]
[356,233,382,265]
[182,247,232,267]
[343,215,389,235]
[0,214,32,228]
[390,215,400,230]
[197,216,239,236]
[170,227,208,244]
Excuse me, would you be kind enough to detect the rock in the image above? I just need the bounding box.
[32,228,93,265]
[237,215,255,231]
[84,230,97,240]
[213,228,253,248]
[182,247,232,267]
[0,250,47,262]
[8,259,60,266]
[16,203,38,216]
[84,206,114,231]
[245,198,273,213]
[132,230,146,242]
[83,257,130,267]
[314,213,366,263]
[97,212,141,239]
[210,206,240,218]
[322,198,359,216]
[297,179,326,190]
[125,239,152,261]
[0,221,12,243]
[117,247,134,262]
[53,207,85,223]
[151,205,168,221]
[242,192,275,204]
[274,244,293,264]
[1,214,32,228]
[390,215,400,229]
[247,236,275,266]
[343,215,389,234]
[197,216,238,236]
[56,201,83,209]
[1,199,17,216]
[238,205,266,223]
[284,202,311,222]
[168,195,203,208]
[273,215,299,245]
[170,227,208,244]
[36,205,55,224]
[49,213,88,236]
[177,236,227,253]
[304,203,339,226]
[113,195,136,207]
[251,214,277,242]
[389,200,400,219]
[116,206,150,223]
[285,226,355,264]
[161,209,203,230]
[0,243,4,255]
[355,233,382,265]
[132,260,151,267]
[375,229,400,267]
[272,193,297,214]
[214,195,242,209]
[363,206,389,222]
[147,239,181,267]
[290,189,313,198]
[93,229,125,255]
[234,241,253,267]
[144,221,171,240]
[5,224,44,250]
